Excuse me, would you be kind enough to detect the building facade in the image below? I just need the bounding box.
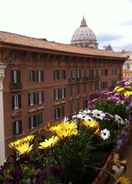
[123,52,132,79]
[0,31,127,164]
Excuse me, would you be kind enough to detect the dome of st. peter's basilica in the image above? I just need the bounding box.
[71,17,98,49]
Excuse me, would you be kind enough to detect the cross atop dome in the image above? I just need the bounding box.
[80,17,87,27]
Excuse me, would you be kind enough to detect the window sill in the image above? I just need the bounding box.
[28,105,45,113]
[11,109,22,117]
[54,100,65,106]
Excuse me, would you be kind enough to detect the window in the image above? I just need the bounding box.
[61,70,66,79]
[12,94,21,110]
[76,69,81,79]
[11,70,21,84]
[53,70,66,80]
[95,69,99,78]
[95,81,100,90]
[29,112,43,129]
[71,70,76,79]
[89,69,94,80]
[38,70,44,82]
[29,70,44,82]
[69,86,73,96]
[101,81,108,89]
[104,69,108,76]
[112,68,117,75]
[54,88,66,101]
[54,106,64,120]
[77,85,80,95]
[28,91,44,106]
[13,120,22,135]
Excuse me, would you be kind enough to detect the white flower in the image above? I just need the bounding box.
[64,116,68,122]
[82,115,93,121]
[72,115,77,119]
[76,113,85,119]
[82,109,91,115]
[91,109,106,120]
[112,165,125,177]
[114,114,125,125]
[100,129,110,140]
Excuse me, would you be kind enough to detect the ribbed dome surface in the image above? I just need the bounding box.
[71,17,98,49]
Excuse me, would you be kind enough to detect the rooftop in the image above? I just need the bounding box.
[0,31,127,60]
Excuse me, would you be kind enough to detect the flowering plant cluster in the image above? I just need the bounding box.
[0,79,131,184]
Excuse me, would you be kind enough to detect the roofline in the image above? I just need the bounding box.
[0,41,128,61]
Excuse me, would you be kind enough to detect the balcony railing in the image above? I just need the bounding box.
[10,82,22,90]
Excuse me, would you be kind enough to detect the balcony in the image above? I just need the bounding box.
[10,82,22,90]
[82,77,100,82]
[68,78,81,84]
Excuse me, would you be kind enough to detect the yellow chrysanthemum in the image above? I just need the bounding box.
[9,135,34,149]
[116,176,130,184]
[81,119,99,129]
[124,90,132,97]
[39,136,59,149]
[10,142,33,155]
[114,86,120,91]
[115,87,125,93]
[49,121,78,139]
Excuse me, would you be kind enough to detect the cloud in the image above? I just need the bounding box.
[97,33,123,42]
[123,43,132,51]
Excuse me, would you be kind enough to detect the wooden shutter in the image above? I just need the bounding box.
[12,121,16,135]
[12,96,15,110]
[18,95,21,108]
[19,120,22,134]
[28,117,31,129]
[17,70,21,83]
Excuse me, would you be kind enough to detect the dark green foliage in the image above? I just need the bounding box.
[95,100,128,119]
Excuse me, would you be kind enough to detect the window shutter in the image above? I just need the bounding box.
[63,70,66,79]
[12,96,15,110]
[19,120,22,134]
[53,89,56,101]
[11,71,14,82]
[18,95,21,108]
[61,106,64,117]
[29,71,32,80]
[32,71,35,81]
[54,109,57,120]
[12,121,16,135]
[33,92,36,104]
[58,88,61,99]
[36,92,39,104]
[33,115,37,127]
[41,71,44,81]
[42,91,44,103]
[57,70,60,80]
[64,88,66,98]
[17,71,21,83]
[53,71,56,80]
[28,117,31,129]
[36,71,39,82]
[28,93,30,105]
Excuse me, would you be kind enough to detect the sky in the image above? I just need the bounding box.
[0,0,132,51]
